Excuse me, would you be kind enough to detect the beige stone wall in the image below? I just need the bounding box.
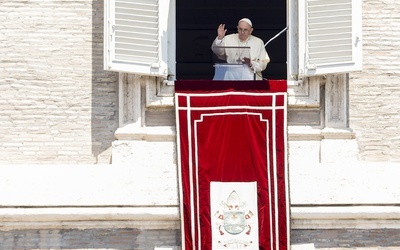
[0,0,118,164]
[349,0,400,161]
[1,0,400,164]
[1,0,400,249]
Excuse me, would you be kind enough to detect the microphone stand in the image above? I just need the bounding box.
[253,27,288,80]
[264,27,288,47]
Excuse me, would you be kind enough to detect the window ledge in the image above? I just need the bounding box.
[115,124,176,141]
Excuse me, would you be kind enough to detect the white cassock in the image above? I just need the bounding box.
[211,34,270,80]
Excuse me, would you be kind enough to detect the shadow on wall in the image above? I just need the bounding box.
[0,228,182,249]
[291,229,400,248]
[91,1,119,164]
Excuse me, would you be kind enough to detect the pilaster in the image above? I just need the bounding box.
[288,74,359,164]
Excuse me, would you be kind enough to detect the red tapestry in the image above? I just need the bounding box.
[175,80,289,250]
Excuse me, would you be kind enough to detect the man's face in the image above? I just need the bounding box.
[237,21,253,41]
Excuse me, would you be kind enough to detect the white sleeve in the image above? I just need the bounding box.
[215,38,223,45]
[211,37,226,60]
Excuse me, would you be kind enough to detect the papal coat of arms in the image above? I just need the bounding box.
[211,182,258,249]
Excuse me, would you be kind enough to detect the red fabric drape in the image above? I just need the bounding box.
[175,80,289,250]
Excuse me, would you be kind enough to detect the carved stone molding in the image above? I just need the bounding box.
[0,207,180,230]
[145,76,174,107]
[288,76,321,108]
[324,74,348,128]
[119,73,142,127]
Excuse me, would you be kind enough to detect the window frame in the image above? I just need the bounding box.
[104,0,175,78]
[104,0,361,81]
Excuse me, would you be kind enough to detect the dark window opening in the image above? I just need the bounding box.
[176,0,287,80]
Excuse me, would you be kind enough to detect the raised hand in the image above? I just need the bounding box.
[217,24,227,40]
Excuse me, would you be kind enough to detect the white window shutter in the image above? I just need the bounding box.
[104,0,171,77]
[298,0,362,77]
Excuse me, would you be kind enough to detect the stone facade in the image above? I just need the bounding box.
[1,1,399,164]
[0,229,181,250]
[1,0,400,249]
[349,0,400,161]
[0,0,118,164]
[1,228,400,249]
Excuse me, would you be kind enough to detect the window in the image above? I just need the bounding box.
[104,0,175,78]
[104,0,361,80]
[297,0,362,77]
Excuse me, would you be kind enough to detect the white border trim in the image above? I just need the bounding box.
[175,91,289,249]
